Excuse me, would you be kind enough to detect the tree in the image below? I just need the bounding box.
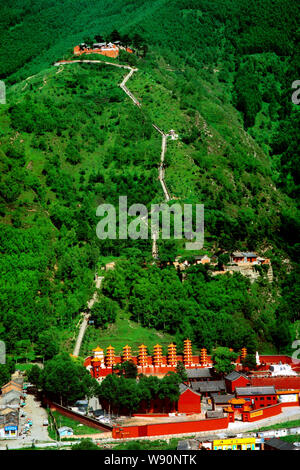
[42,353,98,405]
[142,44,148,57]
[98,374,120,415]
[138,374,159,407]
[72,439,99,450]
[90,296,118,328]
[211,347,238,375]
[158,372,181,410]
[114,360,138,379]
[121,34,131,49]
[241,354,257,371]
[94,35,104,43]
[27,364,43,388]
[0,365,11,388]
[35,330,59,361]
[0,357,15,387]
[217,253,230,269]
[109,29,121,43]
[158,239,177,266]
[175,362,188,382]
[132,33,144,52]
[14,340,36,363]
[117,377,141,415]
[83,36,94,46]
[65,143,81,165]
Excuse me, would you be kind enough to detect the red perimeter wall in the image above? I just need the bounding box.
[112,417,229,439]
[43,399,112,432]
[243,404,283,422]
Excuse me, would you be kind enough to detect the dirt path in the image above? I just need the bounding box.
[73,275,104,357]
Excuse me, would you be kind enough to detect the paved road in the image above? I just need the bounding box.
[0,394,51,449]
[73,276,104,357]
[20,394,49,442]
[0,440,78,450]
[158,133,171,201]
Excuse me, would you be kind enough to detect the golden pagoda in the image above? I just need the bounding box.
[92,345,104,363]
[122,344,132,362]
[153,344,163,367]
[200,348,207,365]
[106,345,115,367]
[138,344,148,367]
[168,343,177,366]
[241,347,247,360]
[183,339,192,366]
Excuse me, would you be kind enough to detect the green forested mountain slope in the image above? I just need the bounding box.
[0,0,299,359]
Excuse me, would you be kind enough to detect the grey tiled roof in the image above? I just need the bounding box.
[225,371,248,381]
[186,368,213,379]
[179,383,201,396]
[232,252,257,257]
[211,393,235,404]
[242,252,257,257]
[192,380,225,393]
[0,408,19,428]
[236,386,276,396]
[265,438,297,451]
[179,383,188,394]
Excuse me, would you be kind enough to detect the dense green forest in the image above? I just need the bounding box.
[0,0,299,363]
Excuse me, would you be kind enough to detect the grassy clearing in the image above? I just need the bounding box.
[108,438,180,450]
[51,410,103,436]
[257,419,300,431]
[81,311,176,357]
[281,435,300,443]
[15,363,35,371]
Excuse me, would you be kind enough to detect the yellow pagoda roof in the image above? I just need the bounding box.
[123,344,131,349]
[93,346,103,352]
[230,398,246,405]
[153,344,162,348]
[107,345,115,350]
[138,344,147,348]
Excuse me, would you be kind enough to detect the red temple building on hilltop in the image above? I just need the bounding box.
[73,42,133,59]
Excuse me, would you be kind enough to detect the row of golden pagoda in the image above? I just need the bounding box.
[91,340,248,368]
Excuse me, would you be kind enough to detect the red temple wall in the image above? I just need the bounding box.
[243,403,282,422]
[112,416,229,439]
